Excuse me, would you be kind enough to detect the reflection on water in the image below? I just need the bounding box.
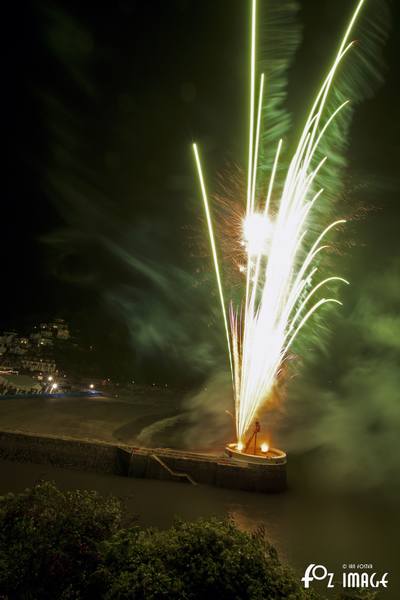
[0,457,397,599]
[0,391,398,598]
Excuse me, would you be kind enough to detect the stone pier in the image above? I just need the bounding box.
[0,430,286,493]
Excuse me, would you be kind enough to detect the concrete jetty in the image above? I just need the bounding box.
[0,430,287,493]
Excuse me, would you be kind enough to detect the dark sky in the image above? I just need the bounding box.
[2,0,399,382]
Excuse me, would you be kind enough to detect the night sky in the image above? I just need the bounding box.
[2,0,399,383]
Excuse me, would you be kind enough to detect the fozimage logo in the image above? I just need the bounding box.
[301,564,389,590]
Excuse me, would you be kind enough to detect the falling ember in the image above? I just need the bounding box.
[192,0,370,443]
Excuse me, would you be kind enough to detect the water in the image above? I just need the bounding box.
[0,457,397,599]
[0,393,398,597]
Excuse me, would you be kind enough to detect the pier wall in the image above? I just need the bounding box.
[0,430,286,493]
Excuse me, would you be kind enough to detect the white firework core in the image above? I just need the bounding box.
[193,0,366,443]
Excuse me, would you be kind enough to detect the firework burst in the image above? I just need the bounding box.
[193,0,383,444]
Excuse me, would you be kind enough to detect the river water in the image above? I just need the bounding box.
[0,392,398,597]
[0,456,397,599]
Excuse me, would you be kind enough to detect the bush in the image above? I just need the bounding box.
[0,481,121,599]
[95,519,317,600]
[0,482,380,600]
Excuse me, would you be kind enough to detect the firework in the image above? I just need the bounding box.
[193,0,371,444]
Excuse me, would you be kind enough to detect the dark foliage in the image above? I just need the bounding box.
[93,519,317,600]
[0,482,380,600]
[0,481,121,599]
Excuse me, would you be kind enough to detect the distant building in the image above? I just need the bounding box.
[21,357,57,374]
[8,336,30,355]
[30,319,70,346]
[54,318,70,340]
[0,373,42,394]
[0,317,74,383]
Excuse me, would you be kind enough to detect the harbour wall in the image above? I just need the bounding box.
[0,430,286,493]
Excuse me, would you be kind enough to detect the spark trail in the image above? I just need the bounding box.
[193,0,370,443]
